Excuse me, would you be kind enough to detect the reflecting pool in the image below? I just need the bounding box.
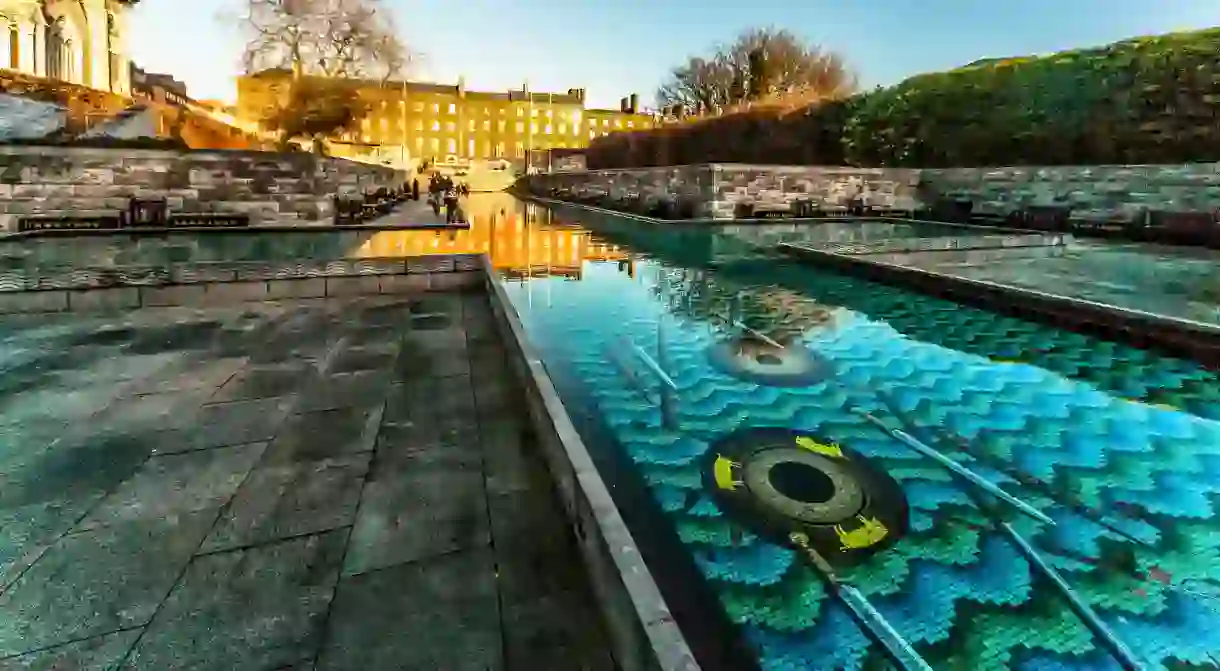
[499,202,1220,670]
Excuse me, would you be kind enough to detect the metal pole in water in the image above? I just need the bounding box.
[790,533,934,671]
[851,408,1053,525]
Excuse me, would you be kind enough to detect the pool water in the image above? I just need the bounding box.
[498,210,1220,670]
[920,241,1220,327]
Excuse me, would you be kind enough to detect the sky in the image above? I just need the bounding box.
[127,0,1218,108]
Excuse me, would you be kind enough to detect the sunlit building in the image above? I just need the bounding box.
[236,69,656,163]
[352,193,628,279]
[0,0,133,94]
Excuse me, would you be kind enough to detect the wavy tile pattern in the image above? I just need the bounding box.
[501,258,1220,671]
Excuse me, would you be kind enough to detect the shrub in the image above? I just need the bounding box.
[587,28,1220,169]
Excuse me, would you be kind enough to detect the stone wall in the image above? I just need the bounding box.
[714,165,921,219]
[917,163,1220,221]
[534,162,1220,222]
[530,164,919,219]
[0,146,404,226]
[533,165,717,217]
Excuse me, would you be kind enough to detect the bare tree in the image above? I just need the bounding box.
[235,0,409,148]
[657,27,856,117]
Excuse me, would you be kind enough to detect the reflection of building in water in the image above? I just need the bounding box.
[352,194,626,278]
[649,267,839,340]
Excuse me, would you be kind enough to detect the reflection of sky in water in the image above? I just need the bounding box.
[504,258,1220,670]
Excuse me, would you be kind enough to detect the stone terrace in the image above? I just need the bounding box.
[0,291,613,669]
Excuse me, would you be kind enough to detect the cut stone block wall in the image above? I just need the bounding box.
[714,165,921,218]
[0,146,405,226]
[917,164,1220,221]
[531,164,920,219]
[534,164,717,217]
[532,162,1220,222]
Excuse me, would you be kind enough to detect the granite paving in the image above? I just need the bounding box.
[0,290,615,670]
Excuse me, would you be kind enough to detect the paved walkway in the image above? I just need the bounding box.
[0,292,613,669]
[376,196,468,228]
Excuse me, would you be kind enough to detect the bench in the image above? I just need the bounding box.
[1010,205,1072,232]
[17,210,123,232]
[333,196,367,226]
[166,213,251,228]
[1147,210,1220,246]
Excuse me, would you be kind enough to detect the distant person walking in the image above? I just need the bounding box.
[443,184,460,224]
[411,177,420,201]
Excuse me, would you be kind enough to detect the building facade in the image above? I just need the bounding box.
[236,69,656,163]
[130,63,188,105]
[0,0,132,94]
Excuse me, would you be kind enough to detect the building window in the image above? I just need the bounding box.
[446,121,455,132]
[415,137,422,149]
[483,120,490,130]
[414,102,424,111]
[530,108,538,117]
[602,119,609,127]
[498,120,506,132]
[558,123,566,134]
[432,103,439,113]
[447,138,456,153]
[484,107,490,115]
[515,142,524,158]
[544,124,552,135]
[515,122,524,133]
[544,109,552,119]
[448,103,456,114]
[430,138,439,151]
[516,107,524,117]
[468,120,475,131]
[415,120,423,131]
[496,142,505,157]
[530,123,537,134]
[431,121,439,131]
[589,130,596,139]
[614,120,622,129]
[627,121,634,128]
[467,139,474,156]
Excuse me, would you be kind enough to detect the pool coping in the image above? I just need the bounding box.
[480,255,701,671]
[778,241,1220,368]
[0,221,471,240]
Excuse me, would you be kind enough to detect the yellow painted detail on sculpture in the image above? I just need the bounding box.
[795,436,843,458]
[713,455,743,491]
[835,516,889,551]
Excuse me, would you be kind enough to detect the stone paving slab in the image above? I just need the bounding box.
[0,291,614,670]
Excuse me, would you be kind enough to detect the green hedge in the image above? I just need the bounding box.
[844,28,1220,166]
[588,28,1220,169]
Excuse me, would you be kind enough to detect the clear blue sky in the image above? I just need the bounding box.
[128,0,1217,108]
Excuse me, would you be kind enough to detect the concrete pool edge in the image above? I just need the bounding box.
[481,255,701,671]
[778,242,1220,368]
[0,255,488,313]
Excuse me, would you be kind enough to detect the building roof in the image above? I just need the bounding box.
[242,69,589,106]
